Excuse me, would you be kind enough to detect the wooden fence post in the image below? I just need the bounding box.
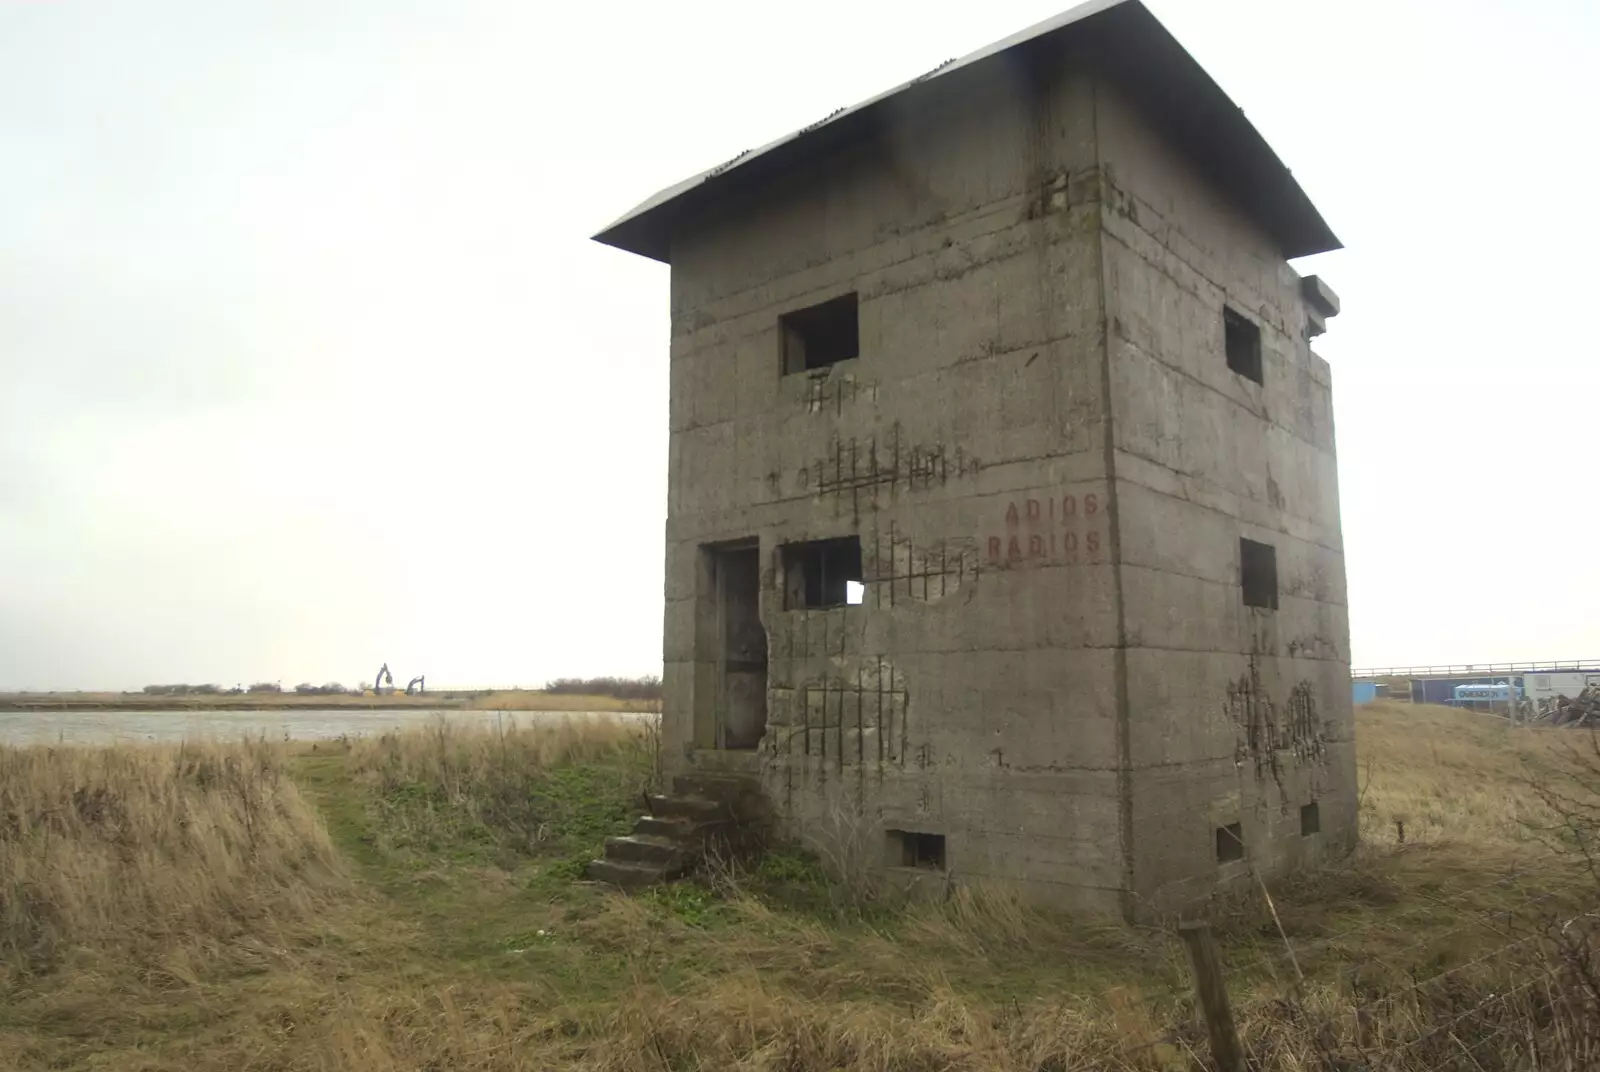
[1178,921,1246,1072]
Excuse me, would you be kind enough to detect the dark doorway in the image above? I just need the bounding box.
[714,545,767,749]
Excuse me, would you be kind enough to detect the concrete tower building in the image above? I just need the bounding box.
[595,0,1354,917]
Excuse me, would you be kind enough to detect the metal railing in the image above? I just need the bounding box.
[1352,660,1600,679]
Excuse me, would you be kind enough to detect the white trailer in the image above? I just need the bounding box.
[1523,671,1600,705]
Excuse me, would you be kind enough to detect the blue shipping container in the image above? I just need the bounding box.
[1352,681,1379,704]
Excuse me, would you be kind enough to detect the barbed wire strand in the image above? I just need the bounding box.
[1403,962,1565,1053]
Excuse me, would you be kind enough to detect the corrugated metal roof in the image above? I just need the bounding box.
[593,0,1340,262]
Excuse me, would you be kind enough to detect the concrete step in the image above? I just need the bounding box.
[585,858,667,889]
[684,748,764,777]
[672,772,761,800]
[647,794,728,822]
[634,814,694,838]
[604,834,684,866]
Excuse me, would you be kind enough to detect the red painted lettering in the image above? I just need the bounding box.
[988,536,1001,562]
[1085,493,1099,516]
[1026,498,1041,522]
[1064,532,1078,553]
[1087,531,1101,555]
[1005,503,1019,527]
[1029,534,1044,557]
[1063,495,1077,518]
[1007,536,1022,560]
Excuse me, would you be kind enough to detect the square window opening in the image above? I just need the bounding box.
[1216,822,1244,863]
[1301,802,1321,836]
[1240,537,1279,610]
[886,829,946,870]
[781,293,859,374]
[1224,306,1263,384]
[781,537,863,609]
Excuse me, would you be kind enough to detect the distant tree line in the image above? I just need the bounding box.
[543,676,662,701]
[141,681,351,696]
[140,678,661,700]
[293,683,351,695]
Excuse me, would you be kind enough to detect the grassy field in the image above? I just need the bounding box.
[0,702,1596,1070]
[0,689,653,712]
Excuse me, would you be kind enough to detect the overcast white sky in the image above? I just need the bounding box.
[1,0,1595,690]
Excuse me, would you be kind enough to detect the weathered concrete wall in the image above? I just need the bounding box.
[1093,81,1357,914]
[662,62,1133,911]
[658,59,1355,915]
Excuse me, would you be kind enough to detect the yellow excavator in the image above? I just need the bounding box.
[370,663,425,696]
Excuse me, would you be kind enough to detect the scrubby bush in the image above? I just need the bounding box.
[348,716,652,863]
[291,683,350,696]
[543,675,661,701]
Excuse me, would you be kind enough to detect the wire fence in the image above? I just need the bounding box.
[1120,878,1600,1071]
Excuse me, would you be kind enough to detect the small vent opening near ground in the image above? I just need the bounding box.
[887,829,946,870]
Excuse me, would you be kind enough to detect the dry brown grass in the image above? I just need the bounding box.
[0,702,1595,1070]
[464,690,656,712]
[0,739,354,1070]
[1356,700,1572,850]
[346,712,649,776]
[0,739,343,983]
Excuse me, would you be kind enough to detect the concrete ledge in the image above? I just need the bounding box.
[1299,274,1340,318]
